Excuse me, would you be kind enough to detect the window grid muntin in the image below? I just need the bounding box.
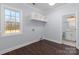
[4,8,20,34]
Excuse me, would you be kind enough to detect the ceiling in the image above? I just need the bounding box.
[26,3,66,14]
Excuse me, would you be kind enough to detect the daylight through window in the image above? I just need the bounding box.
[4,8,21,34]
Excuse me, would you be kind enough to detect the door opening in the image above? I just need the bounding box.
[62,14,76,47]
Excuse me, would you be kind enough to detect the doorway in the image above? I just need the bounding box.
[62,14,76,47]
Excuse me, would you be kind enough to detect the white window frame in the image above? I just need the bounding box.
[1,5,23,36]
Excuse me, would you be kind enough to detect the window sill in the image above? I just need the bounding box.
[1,32,22,37]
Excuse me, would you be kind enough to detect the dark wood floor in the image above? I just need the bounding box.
[3,40,79,55]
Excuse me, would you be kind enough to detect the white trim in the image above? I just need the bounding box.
[61,12,78,48]
[76,11,79,49]
[77,46,79,49]
[62,40,76,47]
[45,38,62,44]
[1,4,23,36]
[0,39,40,55]
[45,38,78,48]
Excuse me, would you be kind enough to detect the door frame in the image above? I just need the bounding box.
[62,13,77,47]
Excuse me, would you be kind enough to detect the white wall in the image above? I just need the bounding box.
[45,3,79,47]
[1,3,79,54]
[0,3,45,53]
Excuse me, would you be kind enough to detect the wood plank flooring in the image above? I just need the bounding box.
[3,40,79,55]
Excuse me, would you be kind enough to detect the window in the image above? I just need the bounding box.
[1,5,22,36]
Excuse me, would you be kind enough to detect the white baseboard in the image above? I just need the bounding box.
[76,43,79,49]
[1,38,78,55]
[62,40,76,47]
[77,46,79,49]
[45,38,62,44]
[0,39,40,55]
